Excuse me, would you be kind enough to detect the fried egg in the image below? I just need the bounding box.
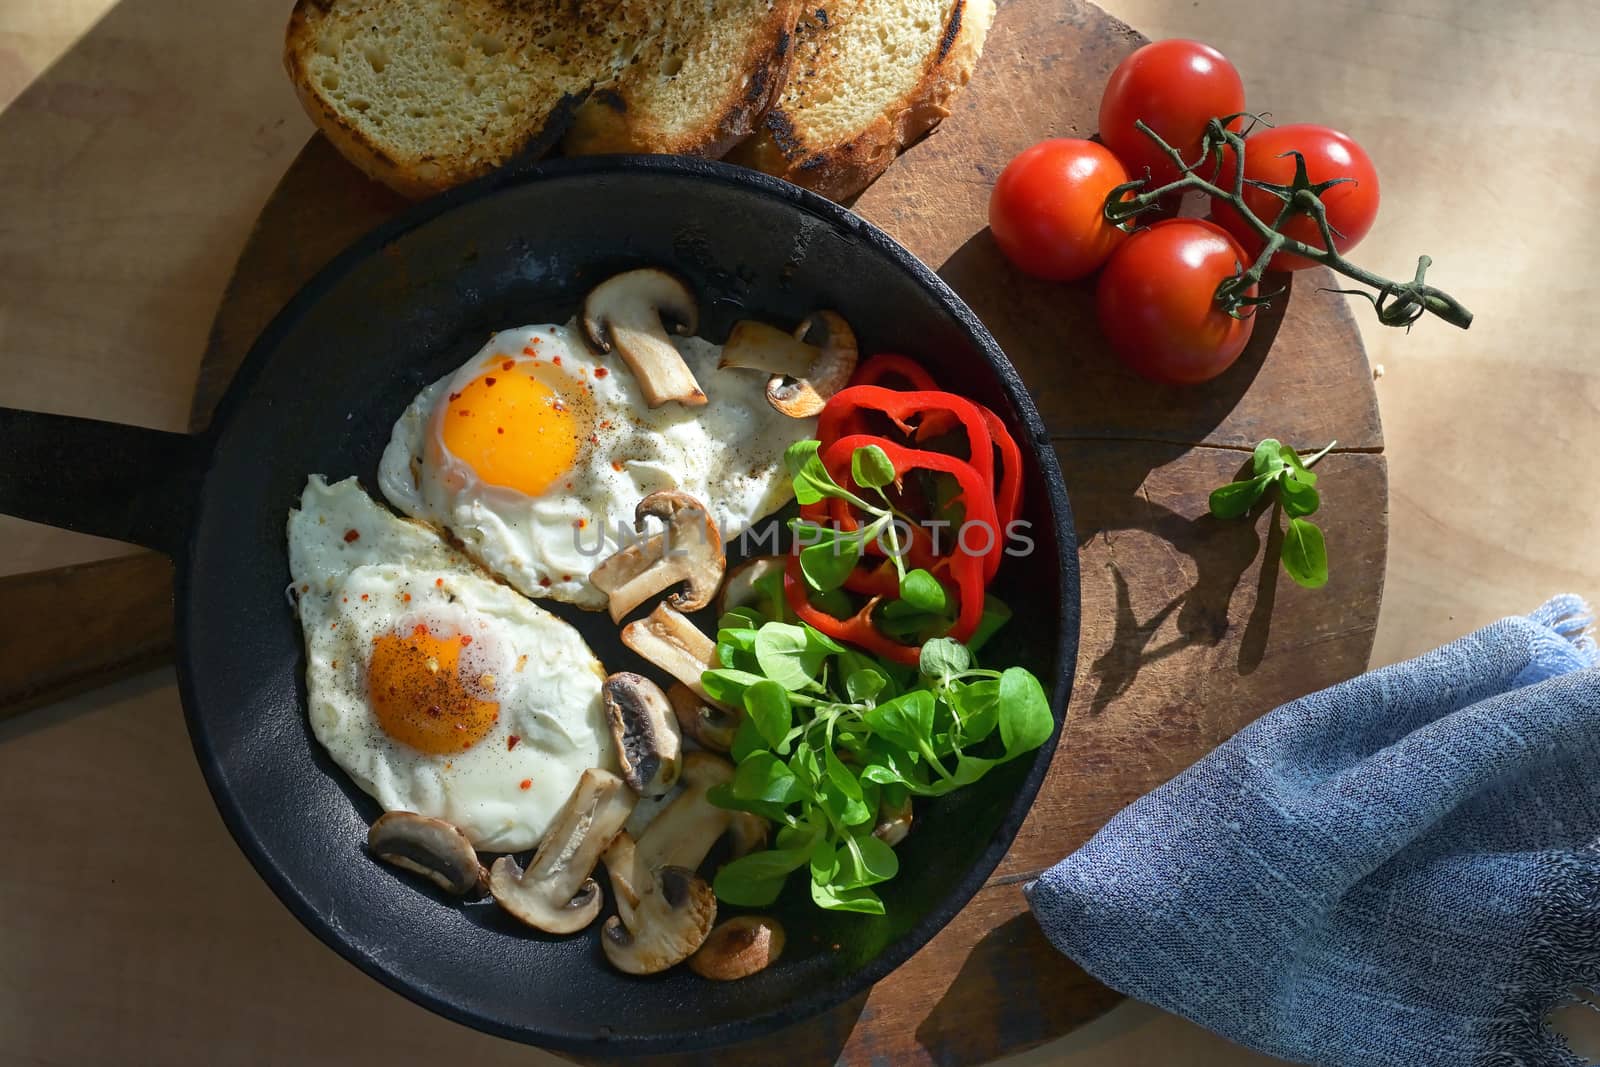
[288,475,615,851]
[377,321,809,609]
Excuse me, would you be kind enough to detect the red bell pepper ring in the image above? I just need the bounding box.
[818,386,1025,559]
[818,386,996,488]
[846,354,957,439]
[850,353,941,391]
[818,435,991,638]
[977,405,1023,532]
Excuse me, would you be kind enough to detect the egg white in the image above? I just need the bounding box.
[377,321,811,609]
[288,475,615,851]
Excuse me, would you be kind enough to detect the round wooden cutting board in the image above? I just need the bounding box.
[166,0,1386,1061]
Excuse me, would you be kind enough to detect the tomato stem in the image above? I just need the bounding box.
[1103,116,1473,331]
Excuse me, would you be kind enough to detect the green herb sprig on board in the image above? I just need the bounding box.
[1209,438,1335,589]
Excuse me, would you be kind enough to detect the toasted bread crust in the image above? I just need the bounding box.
[284,0,618,198]
[730,0,994,201]
[563,0,805,157]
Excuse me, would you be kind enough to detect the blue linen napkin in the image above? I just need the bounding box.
[1027,595,1600,1067]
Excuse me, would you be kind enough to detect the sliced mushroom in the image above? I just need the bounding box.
[589,491,725,623]
[601,832,718,975]
[727,811,770,859]
[581,268,706,408]
[716,556,786,620]
[622,603,722,706]
[368,812,487,896]
[667,682,740,752]
[490,768,636,934]
[636,751,735,872]
[718,319,819,380]
[721,310,857,418]
[873,791,914,847]
[603,672,683,798]
[689,916,786,981]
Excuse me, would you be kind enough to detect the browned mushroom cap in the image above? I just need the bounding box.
[873,791,914,847]
[621,603,723,706]
[716,556,786,621]
[600,832,718,975]
[724,311,857,418]
[589,491,725,623]
[667,682,740,753]
[581,269,706,408]
[368,812,486,896]
[603,672,683,798]
[489,769,636,934]
[689,916,786,980]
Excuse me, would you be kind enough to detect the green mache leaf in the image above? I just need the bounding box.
[732,749,806,806]
[743,680,793,749]
[949,678,1001,745]
[918,754,1000,797]
[1278,442,1309,474]
[997,667,1054,757]
[1279,477,1321,518]
[919,637,971,679]
[808,833,838,884]
[876,607,945,643]
[776,821,820,852]
[805,623,846,655]
[798,529,863,592]
[1281,517,1330,589]
[1253,438,1287,477]
[701,667,764,706]
[808,585,854,618]
[863,690,936,751]
[968,596,1013,655]
[718,608,764,632]
[811,880,886,915]
[706,782,790,823]
[754,622,828,690]
[837,833,900,888]
[785,440,842,505]
[851,444,897,490]
[1209,473,1273,520]
[899,568,947,612]
[715,627,759,674]
[788,739,822,790]
[714,846,811,906]
[824,746,864,801]
[749,564,791,623]
[730,716,768,763]
[846,666,888,703]
[819,776,872,827]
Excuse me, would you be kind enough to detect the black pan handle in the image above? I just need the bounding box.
[0,408,200,556]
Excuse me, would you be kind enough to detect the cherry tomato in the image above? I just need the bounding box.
[988,138,1132,281]
[1211,123,1380,272]
[1099,39,1245,188]
[1096,219,1256,385]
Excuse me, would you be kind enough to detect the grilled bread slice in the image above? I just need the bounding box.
[727,0,994,200]
[563,0,805,157]
[285,0,649,198]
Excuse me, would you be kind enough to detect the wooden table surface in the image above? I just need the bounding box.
[2,1,1597,1064]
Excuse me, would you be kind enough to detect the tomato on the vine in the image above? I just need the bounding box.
[1096,219,1256,385]
[1099,39,1245,187]
[988,138,1131,281]
[1211,123,1380,272]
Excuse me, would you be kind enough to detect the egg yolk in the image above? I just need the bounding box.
[439,365,581,497]
[367,624,498,754]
